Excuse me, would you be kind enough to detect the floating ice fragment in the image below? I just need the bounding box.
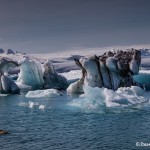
[0,94,8,96]
[39,105,45,110]
[18,102,28,107]
[28,101,35,108]
[26,89,61,98]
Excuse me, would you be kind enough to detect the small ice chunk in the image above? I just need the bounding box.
[116,86,144,96]
[26,89,61,98]
[29,101,35,108]
[28,101,39,108]
[18,102,28,107]
[0,94,8,96]
[39,105,45,110]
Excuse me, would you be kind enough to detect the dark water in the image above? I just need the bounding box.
[0,92,150,150]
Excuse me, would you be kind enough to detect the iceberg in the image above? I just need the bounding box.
[17,58,68,90]
[68,49,142,93]
[43,60,68,90]
[0,58,20,94]
[26,89,61,98]
[1,75,20,94]
[69,85,148,112]
[17,58,44,89]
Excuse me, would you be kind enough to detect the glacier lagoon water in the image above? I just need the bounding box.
[0,92,150,150]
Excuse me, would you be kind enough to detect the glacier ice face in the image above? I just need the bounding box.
[106,57,122,90]
[68,85,148,112]
[26,89,61,98]
[17,58,44,89]
[129,59,139,75]
[80,56,103,87]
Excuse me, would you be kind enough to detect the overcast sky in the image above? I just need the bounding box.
[0,0,150,53]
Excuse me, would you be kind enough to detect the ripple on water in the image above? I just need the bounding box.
[0,92,150,150]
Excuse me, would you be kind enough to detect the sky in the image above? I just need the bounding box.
[0,0,150,54]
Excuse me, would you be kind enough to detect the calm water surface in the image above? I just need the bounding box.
[0,92,150,150]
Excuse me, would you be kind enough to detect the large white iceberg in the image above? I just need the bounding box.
[25,89,61,98]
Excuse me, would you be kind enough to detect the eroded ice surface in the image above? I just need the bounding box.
[26,89,61,98]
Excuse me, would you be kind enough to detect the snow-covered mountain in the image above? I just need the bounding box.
[0,48,5,53]
[6,49,15,55]
[0,47,150,73]
[0,48,16,55]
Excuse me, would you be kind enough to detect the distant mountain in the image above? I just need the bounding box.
[0,48,5,53]
[6,49,15,54]
[0,48,15,54]
[1,47,150,58]
[66,55,83,61]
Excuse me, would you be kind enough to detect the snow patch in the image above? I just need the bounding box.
[59,70,82,84]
